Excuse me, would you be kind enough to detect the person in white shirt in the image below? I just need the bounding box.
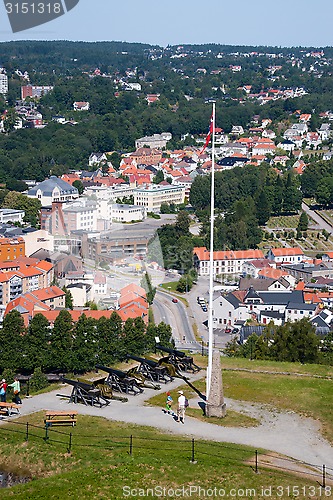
[177,390,186,424]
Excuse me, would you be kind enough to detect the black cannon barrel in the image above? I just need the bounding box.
[126,354,159,367]
[96,364,128,379]
[156,344,186,358]
[62,377,92,391]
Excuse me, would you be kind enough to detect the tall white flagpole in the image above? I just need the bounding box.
[206,101,216,399]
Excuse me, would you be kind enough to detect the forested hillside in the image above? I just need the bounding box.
[0,40,332,192]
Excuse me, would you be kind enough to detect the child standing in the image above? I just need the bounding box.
[165,391,173,414]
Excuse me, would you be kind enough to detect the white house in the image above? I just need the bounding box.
[212,292,249,328]
[194,247,264,278]
[67,283,92,307]
[73,101,90,111]
[266,247,304,264]
[92,272,107,298]
[27,176,79,207]
[0,209,25,224]
[89,152,108,166]
[284,302,318,322]
[242,259,275,278]
[110,204,146,223]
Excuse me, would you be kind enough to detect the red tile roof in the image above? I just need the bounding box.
[270,247,304,257]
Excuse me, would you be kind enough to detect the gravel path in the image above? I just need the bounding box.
[4,373,332,477]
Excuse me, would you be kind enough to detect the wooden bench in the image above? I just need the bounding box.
[44,418,77,427]
[0,403,20,416]
[44,410,78,428]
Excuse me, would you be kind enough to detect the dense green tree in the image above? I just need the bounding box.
[0,310,25,371]
[71,315,96,373]
[48,310,73,371]
[175,210,191,234]
[271,319,319,363]
[62,286,74,310]
[153,170,164,184]
[97,312,123,365]
[2,191,41,227]
[24,313,50,371]
[72,179,84,195]
[297,211,309,232]
[123,318,145,355]
[29,367,48,392]
[255,190,271,226]
[140,272,156,305]
[6,179,28,192]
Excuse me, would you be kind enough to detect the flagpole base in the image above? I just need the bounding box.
[205,402,227,418]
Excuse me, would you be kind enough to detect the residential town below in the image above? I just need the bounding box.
[0,43,332,346]
[193,246,333,336]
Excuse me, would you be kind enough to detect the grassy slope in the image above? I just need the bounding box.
[0,413,321,499]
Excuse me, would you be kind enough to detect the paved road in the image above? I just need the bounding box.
[154,290,200,349]
[302,201,333,233]
[8,376,333,474]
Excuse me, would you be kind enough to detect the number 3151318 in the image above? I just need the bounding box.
[5,3,62,14]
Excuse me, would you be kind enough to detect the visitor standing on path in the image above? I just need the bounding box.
[165,391,173,414]
[177,390,186,424]
[8,377,21,404]
[0,379,7,402]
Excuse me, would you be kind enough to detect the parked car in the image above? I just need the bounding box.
[225,327,232,334]
[232,328,239,334]
[172,298,178,303]
[202,307,207,312]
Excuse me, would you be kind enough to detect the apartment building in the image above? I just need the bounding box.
[194,247,264,277]
[0,70,8,95]
[134,185,185,212]
[0,209,25,224]
[0,237,25,261]
[28,176,79,207]
[21,85,53,100]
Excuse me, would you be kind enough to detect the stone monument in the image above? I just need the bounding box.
[206,350,226,418]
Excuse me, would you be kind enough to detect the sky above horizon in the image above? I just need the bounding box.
[0,0,332,48]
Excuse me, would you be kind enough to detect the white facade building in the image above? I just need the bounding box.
[0,71,8,95]
[110,204,146,223]
[135,133,172,149]
[134,185,185,212]
[0,209,25,224]
[27,176,79,206]
[266,247,305,264]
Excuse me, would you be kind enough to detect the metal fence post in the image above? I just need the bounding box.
[129,435,133,456]
[190,438,197,463]
[67,432,72,454]
[44,425,49,441]
[322,464,326,488]
[25,422,29,442]
[255,450,258,473]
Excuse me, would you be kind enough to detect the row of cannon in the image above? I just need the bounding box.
[61,345,201,407]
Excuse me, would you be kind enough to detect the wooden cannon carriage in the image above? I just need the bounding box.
[126,354,174,384]
[156,345,201,373]
[62,377,110,407]
[95,365,144,395]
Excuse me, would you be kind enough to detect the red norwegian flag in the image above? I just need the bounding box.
[200,111,214,154]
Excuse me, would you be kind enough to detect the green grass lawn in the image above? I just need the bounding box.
[266,214,301,229]
[160,281,179,292]
[159,282,189,306]
[0,413,322,499]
